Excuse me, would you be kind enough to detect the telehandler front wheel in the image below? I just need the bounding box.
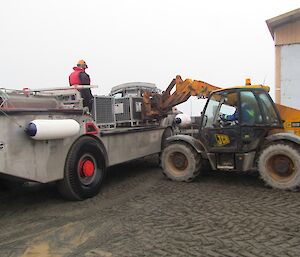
[57,137,106,200]
[161,142,201,182]
[258,142,300,191]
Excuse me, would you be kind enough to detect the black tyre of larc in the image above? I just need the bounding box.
[57,137,106,200]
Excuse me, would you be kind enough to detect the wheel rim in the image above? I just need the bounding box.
[78,154,97,186]
[168,151,188,172]
[266,154,295,182]
[81,160,95,177]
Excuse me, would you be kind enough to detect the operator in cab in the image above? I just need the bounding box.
[69,59,93,112]
[221,102,255,125]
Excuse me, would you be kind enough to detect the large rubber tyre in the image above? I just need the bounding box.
[161,142,201,182]
[57,137,106,200]
[258,142,300,190]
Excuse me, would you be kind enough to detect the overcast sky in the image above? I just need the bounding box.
[1,0,299,114]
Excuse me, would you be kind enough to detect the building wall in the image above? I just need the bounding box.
[274,19,300,45]
[275,46,281,104]
[276,44,300,109]
[274,19,300,106]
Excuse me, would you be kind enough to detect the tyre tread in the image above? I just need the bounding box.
[162,142,202,182]
[258,141,300,191]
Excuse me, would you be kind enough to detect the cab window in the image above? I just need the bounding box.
[203,93,220,128]
[203,92,238,128]
[240,91,263,125]
[218,92,238,125]
[257,92,280,126]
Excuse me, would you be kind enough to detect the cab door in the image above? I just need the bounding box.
[200,91,240,153]
[238,90,267,153]
[238,90,282,153]
[199,91,240,169]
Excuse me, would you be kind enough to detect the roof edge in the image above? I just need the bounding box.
[266,8,300,39]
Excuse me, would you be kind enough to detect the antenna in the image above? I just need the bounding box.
[262,74,267,85]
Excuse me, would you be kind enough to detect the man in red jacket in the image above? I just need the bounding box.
[69,59,93,112]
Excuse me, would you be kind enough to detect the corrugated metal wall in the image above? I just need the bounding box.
[274,20,300,46]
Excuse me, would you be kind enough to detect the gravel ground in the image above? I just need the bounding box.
[0,155,300,257]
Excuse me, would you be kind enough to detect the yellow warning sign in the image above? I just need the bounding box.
[215,134,230,146]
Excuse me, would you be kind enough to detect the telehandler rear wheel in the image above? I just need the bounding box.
[161,142,201,182]
[57,137,106,200]
[258,142,300,191]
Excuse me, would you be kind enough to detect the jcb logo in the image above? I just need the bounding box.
[0,142,5,151]
[215,134,230,146]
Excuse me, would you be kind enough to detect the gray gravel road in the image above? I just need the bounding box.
[0,156,300,257]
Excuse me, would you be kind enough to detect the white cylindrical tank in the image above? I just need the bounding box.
[26,119,80,140]
[174,114,192,128]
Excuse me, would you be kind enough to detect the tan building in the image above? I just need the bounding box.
[266,8,300,109]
